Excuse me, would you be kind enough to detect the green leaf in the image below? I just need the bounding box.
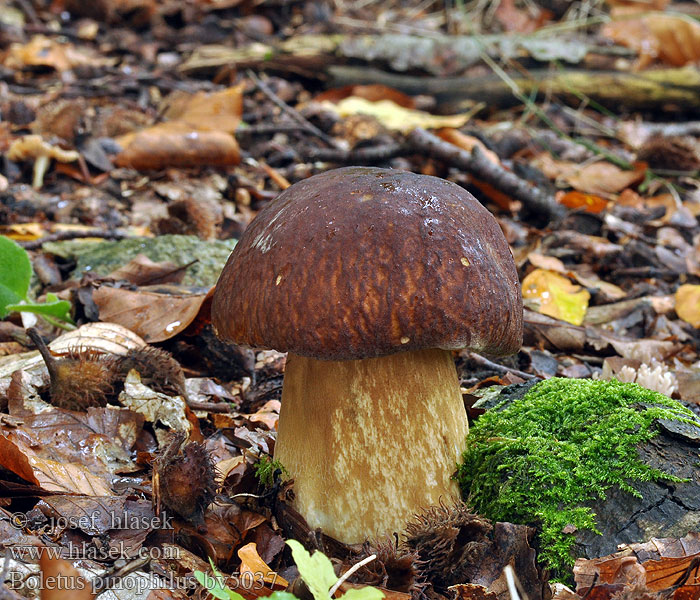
[286,540,337,600]
[194,560,247,600]
[268,593,300,600]
[0,235,32,318]
[341,588,385,600]
[5,293,74,324]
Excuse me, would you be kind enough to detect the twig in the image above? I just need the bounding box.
[467,352,536,380]
[19,229,129,250]
[236,124,328,137]
[407,128,567,222]
[301,143,408,164]
[187,400,235,413]
[247,70,342,149]
[328,554,377,597]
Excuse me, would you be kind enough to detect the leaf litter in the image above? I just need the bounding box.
[2,1,700,600]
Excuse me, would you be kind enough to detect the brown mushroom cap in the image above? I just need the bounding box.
[212,166,522,360]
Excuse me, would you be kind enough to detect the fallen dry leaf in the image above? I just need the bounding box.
[437,129,500,165]
[238,542,289,586]
[163,85,244,134]
[0,426,113,495]
[556,191,608,213]
[107,254,186,286]
[118,371,191,441]
[323,97,478,134]
[573,533,700,600]
[566,162,646,195]
[115,86,243,170]
[522,268,591,326]
[248,400,281,430]
[534,154,646,195]
[315,84,416,108]
[675,284,700,328]
[527,252,567,273]
[92,286,209,343]
[495,0,551,33]
[3,35,111,72]
[39,553,94,600]
[602,13,700,68]
[115,122,240,170]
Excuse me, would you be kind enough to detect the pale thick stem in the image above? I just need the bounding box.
[275,348,468,543]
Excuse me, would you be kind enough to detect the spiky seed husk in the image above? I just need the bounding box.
[346,539,427,598]
[403,503,493,591]
[154,433,217,527]
[118,346,186,398]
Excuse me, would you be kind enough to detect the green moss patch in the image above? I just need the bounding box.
[457,377,696,578]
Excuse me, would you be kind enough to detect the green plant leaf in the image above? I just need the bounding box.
[0,235,32,318]
[341,588,385,600]
[286,540,337,600]
[194,559,247,600]
[268,593,300,600]
[5,293,74,324]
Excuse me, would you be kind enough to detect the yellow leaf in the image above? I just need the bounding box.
[324,97,478,133]
[675,284,700,328]
[522,269,590,326]
[237,542,288,587]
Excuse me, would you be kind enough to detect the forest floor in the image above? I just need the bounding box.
[1,2,700,600]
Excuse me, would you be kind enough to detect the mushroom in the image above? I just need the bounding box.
[211,167,522,543]
[7,134,80,189]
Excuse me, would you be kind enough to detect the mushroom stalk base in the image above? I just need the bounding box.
[275,348,468,544]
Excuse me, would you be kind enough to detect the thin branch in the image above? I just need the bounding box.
[247,70,342,149]
[407,128,567,222]
[467,352,536,380]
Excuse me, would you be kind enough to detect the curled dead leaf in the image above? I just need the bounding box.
[238,542,289,586]
[92,286,209,343]
[115,123,240,171]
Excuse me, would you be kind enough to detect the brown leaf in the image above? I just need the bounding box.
[0,391,144,493]
[602,13,700,68]
[238,542,289,586]
[39,553,94,600]
[107,254,186,286]
[92,286,209,343]
[565,162,646,195]
[449,584,500,600]
[533,154,646,195]
[0,429,113,494]
[163,86,243,134]
[115,123,240,170]
[494,0,551,33]
[248,400,281,431]
[4,35,110,72]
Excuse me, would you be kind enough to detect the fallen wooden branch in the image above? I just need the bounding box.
[179,32,631,75]
[406,128,567,222]
[328,65,700,112]
[299,129,565,223]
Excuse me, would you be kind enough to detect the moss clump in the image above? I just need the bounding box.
[254,456,288,487]
[457,377,695,579]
